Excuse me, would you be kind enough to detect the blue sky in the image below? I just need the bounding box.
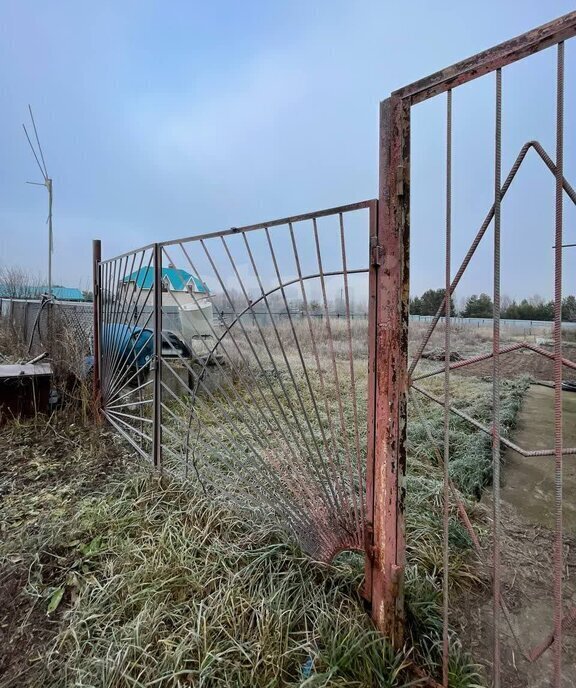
[0,0,574,302]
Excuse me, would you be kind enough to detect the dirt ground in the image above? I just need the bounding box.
[453,342,576,384]
[500,385,576,531]
[456,384,576,687]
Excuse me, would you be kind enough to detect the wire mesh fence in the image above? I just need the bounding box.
[0,297,93,358]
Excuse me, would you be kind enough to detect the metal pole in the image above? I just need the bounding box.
[553,41,565,687]
[152,243,163,469]
[24,301,31,344]
[47,178,53,298]
[370,96,409,646]
[92,239,102,422]
[363,200,379,604]
[492,68,503,688]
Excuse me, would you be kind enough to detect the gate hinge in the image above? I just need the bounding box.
[365,521,375,559]
[370,236,383,267]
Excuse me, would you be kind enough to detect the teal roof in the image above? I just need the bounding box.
[51,287,85,301]
[123,267,207,293]
[0,285,85,301]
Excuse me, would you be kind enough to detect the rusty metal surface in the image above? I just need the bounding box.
[393,11,576,104]
[381,11,576,685]
[96,202,375,563]
[160,200,376,247]
[552,41,565,685]
[491,67,503,687]
[153,243,163,470]
[369,95,409,646]
[442,88,452,688]
[364,201,378,603]
[409,138,576,379]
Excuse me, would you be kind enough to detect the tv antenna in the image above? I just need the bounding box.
[23,105,53,297]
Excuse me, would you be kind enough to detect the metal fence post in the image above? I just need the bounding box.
[24,301,31,344]
[92,239,102,421]
[152,243,163,469]
[370,96,410,646]
[363,199,379,605]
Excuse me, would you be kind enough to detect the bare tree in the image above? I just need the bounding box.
[0,265,45,298]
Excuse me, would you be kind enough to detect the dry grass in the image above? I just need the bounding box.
[0,313,539,686]
[0,316,29,362]
[1,415,423,688]
[0,378,504,687]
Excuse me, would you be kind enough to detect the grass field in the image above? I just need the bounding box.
[0,414,437,687]
[0,315,539,686]
[0,373,530,687]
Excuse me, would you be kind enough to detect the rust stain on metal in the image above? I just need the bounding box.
[394,12,576,104]
[368,95,409,647]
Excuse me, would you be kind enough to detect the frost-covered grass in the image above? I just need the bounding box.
[0,412,492,687]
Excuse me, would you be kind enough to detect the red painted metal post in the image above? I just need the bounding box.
[92,239,102,422]
[370,96,410,645]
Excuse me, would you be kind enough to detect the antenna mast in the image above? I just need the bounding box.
[23,106,52,297]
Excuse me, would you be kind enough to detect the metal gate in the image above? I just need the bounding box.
[94,11,576,687]
[93,201,377,565]
[376,11,576,687]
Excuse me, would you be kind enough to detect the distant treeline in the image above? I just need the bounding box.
[410,288,576,321]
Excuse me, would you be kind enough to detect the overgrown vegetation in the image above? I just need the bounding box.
[1,371,528,686]
[409,375,531,498]
[0,415,430,687]
[1,315,535,686]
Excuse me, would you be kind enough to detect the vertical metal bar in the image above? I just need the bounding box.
[443,88,452,688]
[24,301,30,348]
[103,250,151,401]
[47,178,53,299]
[311,219,358,539]
[553,41,564,688]
[339,212,365,540]
[152,243,162,469]
[284,226,350,526]
[92,239,102,422]
[492,67,502,688]
[364,199,378,603]
[371,95,409,646]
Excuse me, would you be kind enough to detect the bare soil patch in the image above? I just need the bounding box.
[455,383,576,687]
[455,501,576,688]
[453,343,576,383]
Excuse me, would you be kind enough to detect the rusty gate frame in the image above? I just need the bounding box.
[371,9,576,684]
